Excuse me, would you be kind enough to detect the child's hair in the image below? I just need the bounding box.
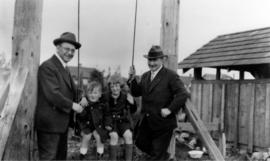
[86,81,102,93]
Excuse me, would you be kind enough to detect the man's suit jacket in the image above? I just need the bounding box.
[130,66,189,131]
[35,55,76,133]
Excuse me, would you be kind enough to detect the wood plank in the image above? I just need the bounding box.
[225,83,236,142]
[238,83,250,145]
[185,99,225,161]
[197,83,202,117]
[254,83,266,147]
[233,83,239,149]
[265,84,270,147]
[248,83,255,153]
[198,42,270,55]
[0,68,28,160]
[178,122,219,133]
[179,57,270,69]
[219,84,226,157]
[212,83,222,121]
[201,37,270,51]
[202,84,211,122]
[213,27,270,42]
[205,32,270,47]
[183,49,270,62]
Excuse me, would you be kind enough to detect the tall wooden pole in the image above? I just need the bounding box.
[160,0,180,71]
[161,0,180,159]
[3,0,43,160]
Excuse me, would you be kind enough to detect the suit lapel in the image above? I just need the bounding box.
[148,67,165,93]
[51,55,72,89]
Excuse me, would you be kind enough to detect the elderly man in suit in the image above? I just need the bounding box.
[35,32,84,160]
[128,45,189,160]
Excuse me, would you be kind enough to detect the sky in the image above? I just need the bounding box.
[1,0,270,77]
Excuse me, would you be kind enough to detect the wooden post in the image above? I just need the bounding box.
[194,68,202,80]
[239,70,244,80]
[160,0,180,72]
[2,0,43,160]
[160,0,180,159]
[216,68,221,80]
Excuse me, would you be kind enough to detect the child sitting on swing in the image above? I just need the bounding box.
[77,79,110,160]
[105,74,137,161]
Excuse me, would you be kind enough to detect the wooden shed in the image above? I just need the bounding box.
[178,27,270,152]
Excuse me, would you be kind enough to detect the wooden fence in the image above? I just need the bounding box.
[191,79,270,152]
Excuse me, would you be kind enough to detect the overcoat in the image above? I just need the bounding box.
[35,55,77,133]
[107,92,137,130]
[77,100,110,142]
[129,66,189,155]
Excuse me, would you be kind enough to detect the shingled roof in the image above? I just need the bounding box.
[178,27,270,74]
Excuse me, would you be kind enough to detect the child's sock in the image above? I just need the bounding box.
[97,147,104,154]
[80,147,88,155]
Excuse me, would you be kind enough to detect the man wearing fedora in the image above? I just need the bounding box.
[35,32,84,160]
[128,45,189,160]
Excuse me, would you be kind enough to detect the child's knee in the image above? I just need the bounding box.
[123,130,133,143]
[81,132,92,140]
[109,132,119,145]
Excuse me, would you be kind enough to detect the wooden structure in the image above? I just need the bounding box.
[179,27,270,153]
[0,0,225,160]
[161,1,224,160]
[0,0,43,160]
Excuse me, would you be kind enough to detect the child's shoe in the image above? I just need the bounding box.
[96,153,104,160]
[79,154,86,160]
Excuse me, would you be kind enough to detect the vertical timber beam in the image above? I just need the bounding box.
[161,0,180,159]
[216,67,221,80]
[194,68,202,80]
[160,0,180,71]
[3,0,43,160]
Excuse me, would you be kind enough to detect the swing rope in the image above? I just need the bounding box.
[131,0,138,67]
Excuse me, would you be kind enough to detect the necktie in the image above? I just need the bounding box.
[151,72,154,81]
[65,66,70,74]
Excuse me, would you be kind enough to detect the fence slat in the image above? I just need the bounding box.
[185,99,225,161]
[265,84,270,147]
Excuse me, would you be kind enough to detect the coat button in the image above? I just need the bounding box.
[99,125,101,128]
[146,113,150,117]
[91,107,93,110]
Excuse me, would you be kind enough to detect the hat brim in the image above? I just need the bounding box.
[143,54,167,59]
[53,38,81,49]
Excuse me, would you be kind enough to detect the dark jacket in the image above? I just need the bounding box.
[107,92,137,128]
[77,99,110,141]
[129,67,189,131]
[35,55,77,133]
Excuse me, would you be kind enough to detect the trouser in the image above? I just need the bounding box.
[135,117,174,160]
[37,130,68,160]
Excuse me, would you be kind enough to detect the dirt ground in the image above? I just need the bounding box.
[67,131,247,161]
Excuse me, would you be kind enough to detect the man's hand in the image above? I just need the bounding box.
[128,66,136,79]
[72,103,83,113]
[161,108,171,117]
[126,93,134,104]
[105,126,112,131]
[79,97,88,107]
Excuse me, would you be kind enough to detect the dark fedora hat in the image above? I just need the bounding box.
[143,45,167,59]
[53,32,81,49]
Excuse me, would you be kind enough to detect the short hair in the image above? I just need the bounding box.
[86,81,102,93]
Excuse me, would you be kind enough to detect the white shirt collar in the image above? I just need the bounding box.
[54,53,67,68]
[151,65,163,79]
